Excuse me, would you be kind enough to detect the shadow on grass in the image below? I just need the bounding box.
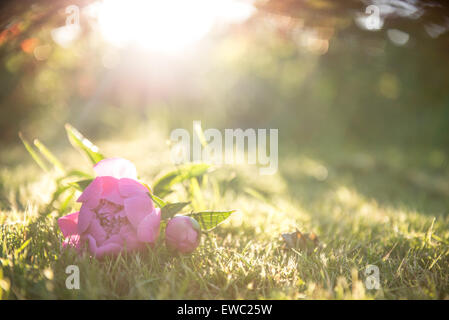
[279,143,449,218]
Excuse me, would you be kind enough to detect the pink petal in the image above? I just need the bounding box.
[95,243,122,258]
[102,234,124,247]
[87,235,98,255]
[94,158,138,180]
[87,235,122,258]
[166,216,189,236]
[119,225,134,234]
[118,178,148,198]
[120,228,142,250]
[62,234,81,251]
[77,205,95,234]
[187,229,198,243]
[99,202,120,214]
[137,208,161,243]
[117,209,127,217]
[86,218,107,245]
[124,195,154,228]
[58,212,79,238]
[99,176,123,205]
[77,177,102,208]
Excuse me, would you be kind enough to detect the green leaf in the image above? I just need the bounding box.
[47,185,71,209]
[69,178,94,191]
[153,163,211,197]
[161,202,190,220]
[59,189,76,213]
[19,132,49,172]
[148,193,167,208]
[58,170,93,181]
[65,123,105,164]
[33,138,65,173]
[147,193,190,219]
[186,210,235,231]
[141,182,152,194]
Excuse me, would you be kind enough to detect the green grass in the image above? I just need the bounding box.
[1,129,448,299]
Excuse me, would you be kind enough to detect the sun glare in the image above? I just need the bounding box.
[96,0,255,54]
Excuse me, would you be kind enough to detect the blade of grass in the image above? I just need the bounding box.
[153,163,211,197]
[65,123,105,164]
[33,138,65,174]
[18,132,49,172]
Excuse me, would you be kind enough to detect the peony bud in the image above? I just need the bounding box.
[165,216,201,253]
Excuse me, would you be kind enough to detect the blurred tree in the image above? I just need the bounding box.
[0,0,448,152]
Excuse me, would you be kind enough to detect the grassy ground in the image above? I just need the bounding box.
[0,127,448,299]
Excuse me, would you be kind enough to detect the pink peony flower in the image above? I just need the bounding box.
[165,216,201,254]
[57,158,161,258]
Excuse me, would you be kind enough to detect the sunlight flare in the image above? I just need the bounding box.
[96,0,255,53]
